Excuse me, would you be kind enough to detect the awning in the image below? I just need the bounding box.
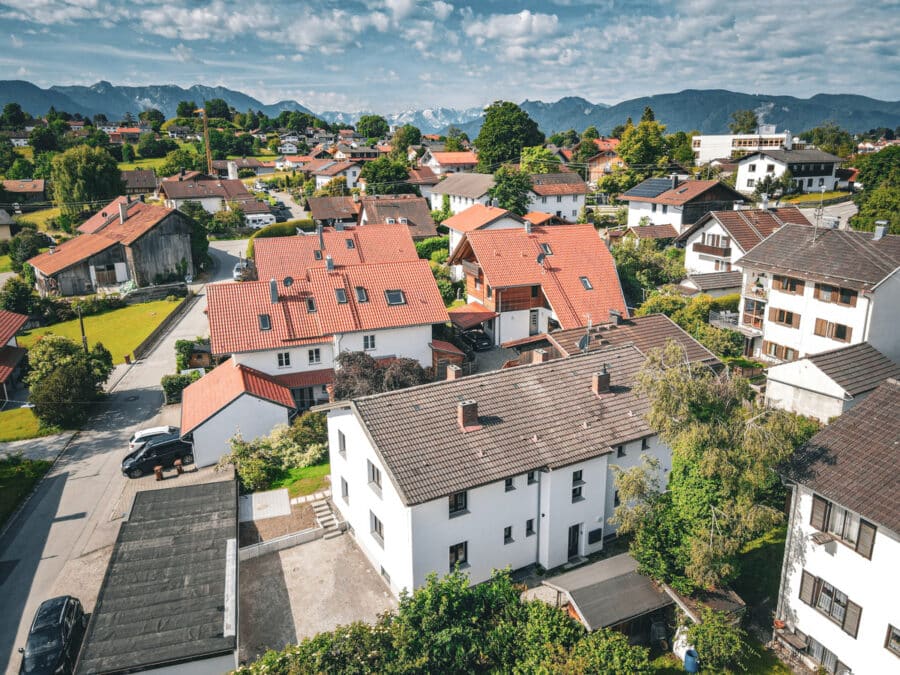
[448,302,498,330]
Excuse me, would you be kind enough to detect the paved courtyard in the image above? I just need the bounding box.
[238,533,397,664]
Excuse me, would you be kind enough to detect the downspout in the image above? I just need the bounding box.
[535,466,548,568]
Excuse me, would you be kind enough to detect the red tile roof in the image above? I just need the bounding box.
[0,346,26,384]
[592,137,620,153]
[678,207,811,253]
[523,211,556,226]
[0,310,28,345]
[180,360,295,434]
[408,166,440,185]
[529,172,588,196]
[314,160,359,177]
[253,224,417,280]
[430,339,465,356]
[207,259,448,355]
[443,204,519,234]
[447,302,499,330]
[428,151,478,166]
[272,368,335,388]
[449,224,627,330]
[2,179,45,194]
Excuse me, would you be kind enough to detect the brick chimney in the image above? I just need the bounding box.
[532,348,549,364]
[592,365,611,395]
[446,364,462,381]
[457,400,481,431]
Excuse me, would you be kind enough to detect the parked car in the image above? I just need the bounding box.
[459,329,493,351]
[18,596,86,675]
[122,435,194,478]
[128,425,178,451]
[233,261,251,281]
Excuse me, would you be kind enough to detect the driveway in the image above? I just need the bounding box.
[239,534,397,664]
[0,240,244,673]
[271,190,307,220]
[798,200,858,228]
[473,345,518,373]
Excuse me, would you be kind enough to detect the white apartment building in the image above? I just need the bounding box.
[773,378,900,674]
[735,149,841,195]
[692,126,804,165]
[322,346,673,596]
[737,224,900,363]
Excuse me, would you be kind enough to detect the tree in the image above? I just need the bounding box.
[359,156,416,194]
[0,137,16,174]
[51,145,124,216]
[611,239,685,305]
[474,101,544,172]
[487,166,532,216]
[29,125,58,153]
[157,147,203,177]
[138,108,165,132]
[203,98,230,119]
[210,205,244,233]
[0,276,36,314]
[137,132,169,158]
[332,351,427,399]
[2,102,27,128]
[121,143,135,163]
[32,151,55,180]
[313,176,347,197]
[853,178,900,234]
[444,125,468,152]
[617,119,669,176]
[687,609,756,671]
[176,100,197,118]
[728,109,758,134]
[356,114,389,140]
[571,140,599,180]
[610,117,632,139]
[519,145,560,174]
[666,130,696,165]
[176,201,212,267]
[390,124,422,158]
[799,122,854,157]
[6,158,34,180]
[581,125,600,141]
[8,229,46,273]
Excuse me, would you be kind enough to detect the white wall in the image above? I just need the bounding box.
[489,307,552,345]
[336,324,434,368]
[430,192,491,215]
[170,196,223,214]
[528,193,584,221]
[765,360,850,423]
[626,201,684,231]
[780,485,900,673]
[866,271,900,362]
[736,157,837,195]
[191,394,291,467]
[683,220,743,274]
[233,341,335,376]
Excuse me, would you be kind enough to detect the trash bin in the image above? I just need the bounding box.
[174,459,183,475]
[154,465,164,481]
[684,649,699,673]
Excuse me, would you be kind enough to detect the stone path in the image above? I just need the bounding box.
[289,488,331,505]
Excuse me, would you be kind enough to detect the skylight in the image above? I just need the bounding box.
[541,243,553,255]
[385,289,406,306]
[306,297,317,313]
[258,314,272,331]
[355,286,369,302]
[346,238,355,249]
[580,276,593,290]
[335,288,348,303]
[314,250,323,260]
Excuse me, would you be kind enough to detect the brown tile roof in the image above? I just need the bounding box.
[211,158,264,169]
[443,204,520,234]
[0,309,28,345]
[253,224,417,280]
[623,179,744,206]
[121,169,158,191]
[272,368,335,388]
[306,196,360,222]
[0,345,26,384]
[346,346,655,505]
[449,224,627,330]
[159,177,253,202]
[626,224,678,239]
[430,339,465,356]
[361,195,438,239]
[785,378,900,532]
[428,151,477,166]
[407,166,440,185]
[738,224,900,291]
[180,360,295,434]
[447,301,499,330]
[523,211,556,226]
[29,234,116,275]
[807,343,900,397]
[529,172,588,196]
[2,179,45,194]
[207,260,448,355]
[677,207,811,252]
[313,160,359,177]
[429,172,495,199]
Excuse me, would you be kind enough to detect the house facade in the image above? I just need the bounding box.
[420,150,478,175]
[428,173,495,215]
[313,161,361,190]
[735,149,841,195]
[736,224,900,363]
[527,173,588,221]
[622,177,745,233]
[691,126,804,164]
[2,179,46,212]
[443,204,524,280]
[322,346,672,597]
[774,379,900,674]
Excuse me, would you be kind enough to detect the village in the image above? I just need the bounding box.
[0,66,899,675]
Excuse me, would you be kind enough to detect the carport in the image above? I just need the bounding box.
[447,302,498,331]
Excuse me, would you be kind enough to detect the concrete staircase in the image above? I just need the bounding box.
[312,499,342,539]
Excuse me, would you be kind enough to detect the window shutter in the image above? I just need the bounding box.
[815,318,827,336]
[810,495,829,530]
[856,520,876,559]
[773,275,783,290]
[769,307,777,322]
[792,312,801,328]
[845,326,853,341]
[795,280,805,293]
[799,570,817,606]
[842,600,862,638]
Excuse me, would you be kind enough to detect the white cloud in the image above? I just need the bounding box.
[17,66,29,76]
[10,33,23,47]
[463,10,559,43]
[433,1,453,21]
[384,0,417,20]
[170,43,199,63]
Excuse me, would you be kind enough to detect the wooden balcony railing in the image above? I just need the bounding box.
[692,242,732,257]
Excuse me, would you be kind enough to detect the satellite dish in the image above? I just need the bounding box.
[577,334,590,352]
[536,253,546,265]
[283,276,294,288]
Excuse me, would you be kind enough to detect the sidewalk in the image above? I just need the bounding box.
[0,431,78,462]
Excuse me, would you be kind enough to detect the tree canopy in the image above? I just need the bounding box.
[50,145,124,216]
[487,166,532,216]
[851,145,900,234]
[799,122,854,157]
[474,101,544,172]
[203,97,231,120]
[519,145,560,174]
[728,109,759,134]
[333,352,427,399]
[356,114,389,140]
[617,119,669,176]
[359,156,416,195]
[390,124,422,158]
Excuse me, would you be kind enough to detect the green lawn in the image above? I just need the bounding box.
[270,463,330,498]
[15,206,63,235]
[0,455,52,527]
[782,190,851,203]
[0,407,57,442]
[734,525,787,615]
[117,156,169,171]
[18,298,181,364]
[0,254,11,273]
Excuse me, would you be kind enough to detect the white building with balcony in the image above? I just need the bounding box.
[692,126,804,165]
[735,149,841,195]
[773,378,900,674]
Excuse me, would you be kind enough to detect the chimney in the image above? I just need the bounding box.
[118,201,128,224]
[180,167,185,180]
[446,364,461,381]
[524,219,532,234]
[760,193,769,211]
[457,400,480,431]
[592,365,611,395]
[532,348,549,364]
[326,255,334,271]
[874,223,887,241]
[269,278,278,305]
[670,174,678,190]
[608,308,623,325]
[317,222,325,250]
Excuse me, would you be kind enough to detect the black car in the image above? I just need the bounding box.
[122,434,194,478]
[459,329,493,352]
[18,596,86,675]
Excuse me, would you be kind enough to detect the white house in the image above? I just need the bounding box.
[420,150,478,175]
[527,173,588,221]
[735,149,841,195]
[736,224,900,363]
[677,207,811,275]
[442,204,524,280]
[320,345,673,597]
[428,173,496,214]
[621,177,746,233]
[313,161,361,190]
[278,141,299,154]
[773,378,900,674]
[764,342,899,423]
[691,126,805,165]
[180,359,296,467]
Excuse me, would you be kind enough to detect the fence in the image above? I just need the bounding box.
[239,524,341,560]
[709,310,739,330]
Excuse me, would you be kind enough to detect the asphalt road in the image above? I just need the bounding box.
[0,240,247,674]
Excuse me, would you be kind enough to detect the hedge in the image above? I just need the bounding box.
[415,235,449,260]
[247,219,315,257]
[160,371,202,404]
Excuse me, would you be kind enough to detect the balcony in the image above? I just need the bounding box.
[692,242,732,257]
[741,313,764,333]
[743,284,768,301]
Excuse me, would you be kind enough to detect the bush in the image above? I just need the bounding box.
[686,609,756,671]
[247,219,315,257]
[160,371,201,404]
[429,248,449,264]
[415,235,449,260]
[0,276,37,314]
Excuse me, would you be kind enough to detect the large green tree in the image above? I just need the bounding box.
[176,100,197,117]
[0,137,17,173]
[390,124,422,158]
[138,108,166,132]
[519,145,560,174]
[203,98,230,120]
[851,145,900,233]
[50,145,124,216]
[5,157,34,180]
[1,102,27,129]
[359,156,416,194]
[728,109,759,134]
[617,119,669,176]
[799,122,854,156]
[356,114,389,140]
[29,125,59,153]
[474,101,544,172]
[487,166,532,216]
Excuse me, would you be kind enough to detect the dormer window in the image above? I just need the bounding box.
[385,289,406,305]
[540,243,552,255]
[335,288,348,303]
[314,250,323,260]
[258,314,272,331]
[355,286,369,302]
[306,296,317,313]
[580,276,593,290]
[386,217,396,224]
[346,238,355,249]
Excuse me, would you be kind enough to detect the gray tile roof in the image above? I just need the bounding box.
[350,346,654,505]
[429,172,495,199]
[743,148,842,164]
[807,343,900,397]
[785,378,900,533]
[739,224,900,291]
[687,271,744,291]
[76,481,237,674]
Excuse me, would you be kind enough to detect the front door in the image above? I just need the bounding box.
[568,524,580,559]
[529,309,539,336]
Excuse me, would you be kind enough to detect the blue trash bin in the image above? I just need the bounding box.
[684,648,700,673]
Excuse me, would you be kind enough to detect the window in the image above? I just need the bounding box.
[355,286,369,303]
[449,541,468,569]
[799,570,862,637]
[258,314,272,331]
[541,196,547,204]
[308,348,321,364]
[505,477,515,492]
[572,210,577,217]
[814,319,852,343]
[486,285,492,298]
[641,437,650,450]
[306,296,317,313]
[385,289,406,305]
[277,351,291,368]
[807,178,813,187]
[504,526,513,544]
[341,477,349,503]
[526,519,535,536]
[769,307,800,328]
[838,288,857,306]
[386,217,396,224]
[540,243,552,255]
[572,470,584,486]
[886,625,900,657]
[616,444,625,458]
[810,494,876,557]
[652,203,658,212]
[588,528,603,544]
[773,275,804,294]
[556,195,562,203]
[580,276,593,290]
[370,511,384,546]
[367,459,382,492]
[766,164,775,173]
[335,288,348,303]
[314,250,323,260]
[448,491,468,517]
[475,277,482,291]
[748,163,757,173]
[338,430,346,456]
[806,637,850,675]
[614,490,620,507]
[819,177,825,186]
[746,178,755,188]
[527,470,537,485]
[363,334,376,351]
[345,238,355,249]
[572,486,583,502]
[531,286,539,298]
[662,205,668,214]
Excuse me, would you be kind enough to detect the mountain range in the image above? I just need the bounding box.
[2,80,899,136]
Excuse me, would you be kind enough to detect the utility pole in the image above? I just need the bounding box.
[77,305,88,355]
[195,108,213,176]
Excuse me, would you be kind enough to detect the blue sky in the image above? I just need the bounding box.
[2,0,898,113]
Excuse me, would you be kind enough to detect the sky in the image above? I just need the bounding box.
[2,0,898,114]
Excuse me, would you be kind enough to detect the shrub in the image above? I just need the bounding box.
[246,219,315,257]
[415,235,449,260]
[160,371,201,404]
[686,609,756,671]
[430,248,449,264]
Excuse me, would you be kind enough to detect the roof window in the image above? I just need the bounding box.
[346,238,355,249]
[580,276,593,290]
[258,314,272,331]
[306,296,317,313]
[355,286,369,303]
[314,250,323,260]
[335,288,348,304]
[540,243,553,255]
[385,289,406,306]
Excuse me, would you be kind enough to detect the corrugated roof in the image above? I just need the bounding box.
[784,378,900,533]
[807,343,900,397]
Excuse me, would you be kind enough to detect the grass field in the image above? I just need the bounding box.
[117,156,169,171]
[0,455,52,527]
[270,463,330,498]
[0,407,57,442]
[782,190,851,203]
[0,254,11,273]
[18,298,181,363]
[15,206,62,234]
